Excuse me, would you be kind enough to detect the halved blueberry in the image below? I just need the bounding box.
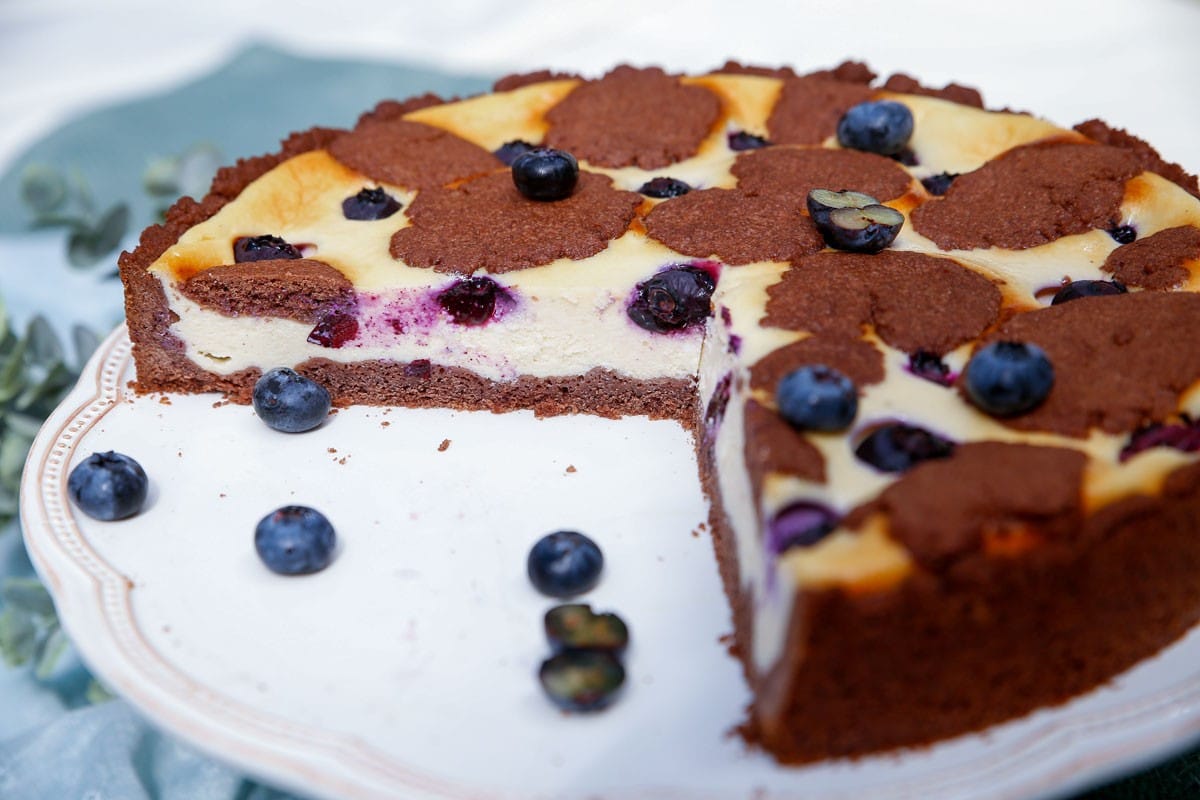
[538,649,625,712]
[544,604,630,654]
[837,100,914,156]
[638,177,691,198]
[512,148,578,201]
[233,235,301,263]
[252,367,332,433]
[806,189,881,229]
[342,187,401,221]
[776,365,858,432]
[964,341,1055,417]
[728,131,771,151]
[1050,279,1127,305]
[527,530,604,598]
[437,276,508,326]
[821,205,905,254]
[494,139,537,166]
[67,451,149,521]
[254,505,337,575]
[855,423,956,473]
[627,266,715,333]
[767,502,839,555]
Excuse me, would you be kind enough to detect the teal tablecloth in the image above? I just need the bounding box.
[0,44,1197,800]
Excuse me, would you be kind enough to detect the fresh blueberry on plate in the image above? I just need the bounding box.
[67,451,149,521]
[538,649,625,712]
[254,506,337,575]
[252,367,332,433]
[544,604,630,654]
[527,530,603,598]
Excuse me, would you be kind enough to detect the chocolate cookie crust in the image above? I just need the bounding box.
[390,171,641,273]
[763,251,1002,356]
[732,147,914,202]
[911,141,1142,251]
[180,259,353,323]
[766,76,874,146]
[1102,225,1200,290]
[329,118,501,190]
[544,66,722,169]
[743,399,826,494]
[983,291,1200,437]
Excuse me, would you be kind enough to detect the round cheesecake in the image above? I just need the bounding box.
[119,61,1200,762]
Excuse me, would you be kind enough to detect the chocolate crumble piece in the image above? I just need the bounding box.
[180,259,352,324]
[329,119,501,190]
[545,66,722,169]
[766,76,874,146]
[1101,225,1200,290]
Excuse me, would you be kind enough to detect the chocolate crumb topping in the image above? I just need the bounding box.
[766,76,874,146]
[329,119,501,190]
[714,61,800,80]
[356,93,447,125]
[493,70,581,92]
[911,141,1142,251]
[803,61,878,85]
[860,442,1086,566]
[544,66,722,169]
[391,171,640,274]
[1074,119,1200,198]
[179,259,352,324]
[749,337,885,395]
[881,73,984,108]
[763,251,1001,355]
[744,399,826,495]
[1102,225,1200,290]
[732,147,913,203]
[980,291,1200,436]
[645,189,823,265]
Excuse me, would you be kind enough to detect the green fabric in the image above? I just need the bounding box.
[1,41,1197,799]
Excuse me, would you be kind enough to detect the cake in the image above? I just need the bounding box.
[118,61,1200,762]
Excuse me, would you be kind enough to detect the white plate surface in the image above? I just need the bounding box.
[20,327,1200,800]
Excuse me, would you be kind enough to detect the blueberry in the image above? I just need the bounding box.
[254,506,337,575]
[341,187,401,221]
[855,423,956,473]
[527,530,603,598]
[67,451,149,521]
[511,148,578,201]
[437,276,507,326]
[776,365,858,432]
[627,266,715,333]
[728,131,770,151]
[921,172,957,196]
[1108,224,1137,245]
[1050,279,1127,305]
[538,649,625,712]
[837,100,914,156]
[806,189,881,229]
[822,205,905,253]
[233,235,301,263]
[544,604,630,654]
[908,350,955,387]
[494,139,537,166]
[307,311,359,348]
[767,502,839,555]
[638,177,692,198]
[964,341,1055,417]
[252,367,332,433]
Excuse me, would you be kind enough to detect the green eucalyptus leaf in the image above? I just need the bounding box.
[6,412,44,439]
[0,336,29,402]
[28,214,89,232]
[85,678,114,705]
[0,433,31,485]
[26,315,64,366]
[72,168,94,216]
[34,624,69,680]
[2,577,56,619]
[0,607,37,666]
[17,361,73,412]
[72,325,101,368]
[66,203,130,269]
[143,155,181,196]
[20,165,68,215]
